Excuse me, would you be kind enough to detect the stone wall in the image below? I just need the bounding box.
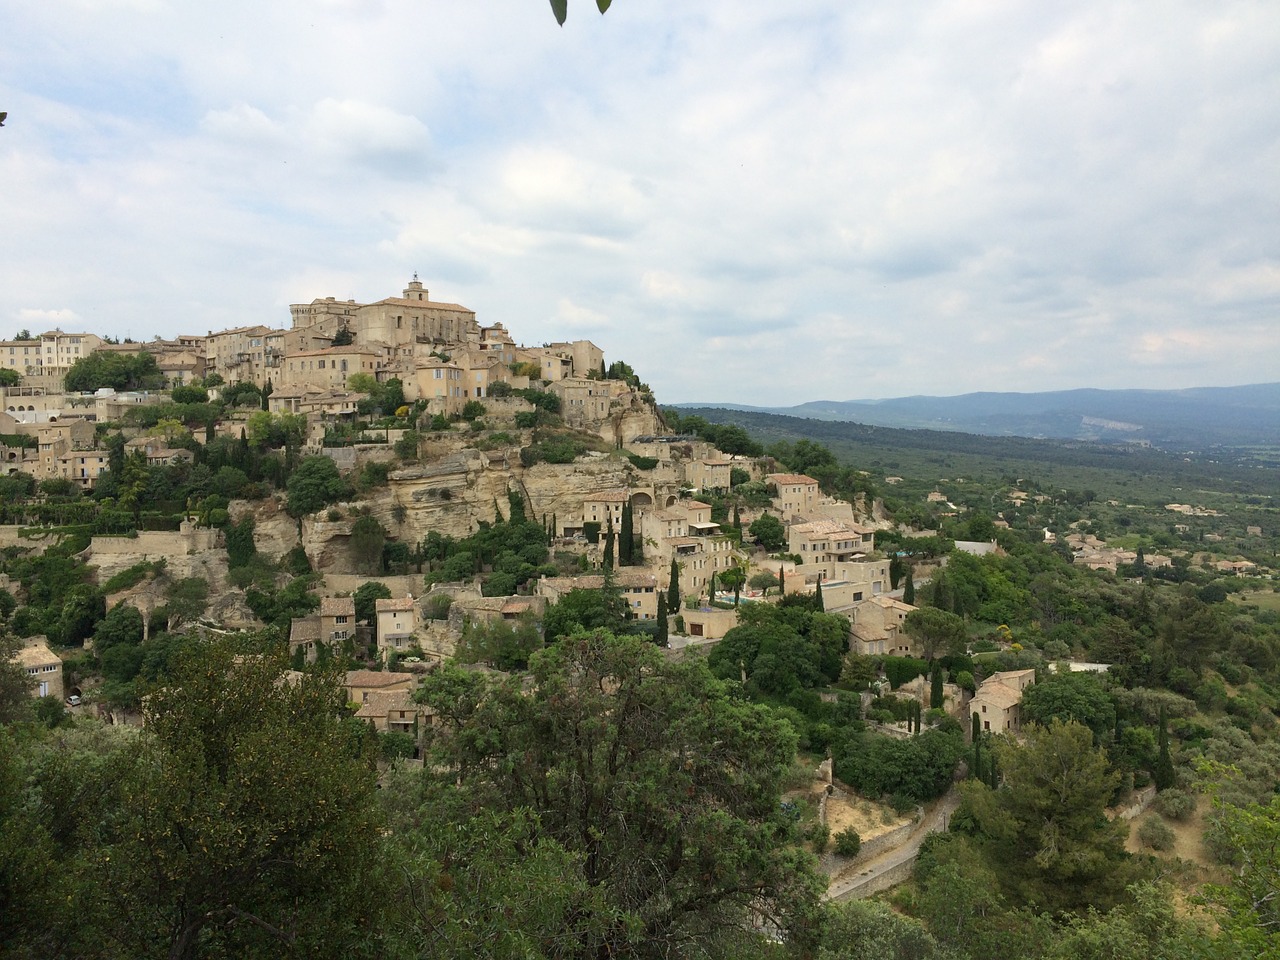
[849,819,915,863]
[829,856,918,902]
[89,525,219,558]
[0,526,56,554]
[1110,784,1157,821]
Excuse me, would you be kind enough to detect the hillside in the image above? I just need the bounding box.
[675,382,1280,454]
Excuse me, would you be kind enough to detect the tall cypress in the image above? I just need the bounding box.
[1154,705,1175,790]
[903,570,915,605]
[620,501,633,565]
[971,712,982,781]
[815,580,825,612]
[656,592,669,647]
[930,664,943,709]
[603,519,615,570]
[668,558,680,611]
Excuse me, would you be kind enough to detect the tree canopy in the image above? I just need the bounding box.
[415,629,824,957]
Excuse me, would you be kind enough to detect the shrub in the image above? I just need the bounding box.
[1153,788,1196,821]
[425,594,452,621]
[1136,817,1175,852]
[834,828,861,857]
[807,821,830,855]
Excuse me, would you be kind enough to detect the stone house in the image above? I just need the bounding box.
[320,597,356,649]
[280,346,383,394]
[288,616,323,665]
[376,596,419,657]
[969,669,1036,736]
[355,689,431,736]
[767,473,820,519]
[342,669,417,707]
[536,571,660,621]
[849,596,917,656]
[289,277,480,352]
[13,638,63,700]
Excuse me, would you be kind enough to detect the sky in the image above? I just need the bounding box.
[1,1,1278,407]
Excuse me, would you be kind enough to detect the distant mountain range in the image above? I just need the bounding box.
[673,383,1280,451]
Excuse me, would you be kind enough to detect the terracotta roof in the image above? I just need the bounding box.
[355,689,419,719]
[375,597,416,613]
[501,599,534,614]
[289,616,321,643]
[767,473,819,485]
[13,642,58,668]
[320,597,356,618]
[683,500,712,510]
[865,596,916,612]
[375,297,475,312]
[973,682,1023,710]
[790,519,863,536]
[585,490,630,503]
[344,670,416,690]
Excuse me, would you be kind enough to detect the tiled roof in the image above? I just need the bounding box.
[376,597,416,613]
[767,473,819,485]
[320,597,356,618]
[344,670,416,689]
[289,616,321,643]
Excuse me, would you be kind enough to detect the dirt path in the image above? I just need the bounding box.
[824,787,961,902]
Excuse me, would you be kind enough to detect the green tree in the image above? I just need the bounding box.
[1020,671,1117,744]
[619,499,634,565]
[349,514,388,574]
[225,515,257,569]
[903,569,915,605]
[904,607,968,661]
[455,611,542,671]
[353,581,392,626]
[415,630,824,956]
[955,719,1133,914]
[0,636,33,722]
[162,577,209,632]
[656,591,669,646]
[97,641,383,958]
[720,563,747,606]
[542,585,628,642]
[286,455,345,517]
[0,368,20,386]
[749,513,787,551]
[820,899,949,960]
[667,557,680,610]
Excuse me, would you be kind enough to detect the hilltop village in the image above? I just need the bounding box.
[0,276,924,682]
[3,277,1279,960]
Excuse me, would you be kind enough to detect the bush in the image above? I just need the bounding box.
[834,827,861,857]
[1136,817,1175,851]
[807,821,830,854]
[1153,788,1196,821]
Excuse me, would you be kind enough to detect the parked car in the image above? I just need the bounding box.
[66,695,81,707]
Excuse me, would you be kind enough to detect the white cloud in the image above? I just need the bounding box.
[0,0,1277,405]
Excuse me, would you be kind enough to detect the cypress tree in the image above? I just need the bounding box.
[930,664,943,709]
[815,580,825,612]
[732,503,741,530]
[1154,705,1175,790]
[620,501,633,566]
[903,570,915,605]
[603,520,615,570]
[668,558,680,611]
[971,712,982,781]
[656,592,669,647]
